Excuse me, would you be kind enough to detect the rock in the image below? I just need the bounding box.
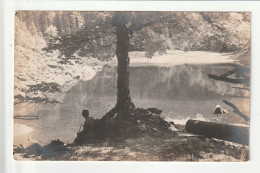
[168,121,176,126]
[147,108,162,115]
[25,143,43,156]
[50,139,64,146]
[213,105,228,114]
[40,139,69,160]
[168,121,179,131]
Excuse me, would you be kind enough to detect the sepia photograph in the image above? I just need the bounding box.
[13,11,250,161]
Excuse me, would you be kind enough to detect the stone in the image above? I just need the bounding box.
[213,105,228,114]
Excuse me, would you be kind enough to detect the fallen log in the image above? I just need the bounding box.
[185,120,249,145]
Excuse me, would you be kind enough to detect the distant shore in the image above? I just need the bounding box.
[128,51,235,67]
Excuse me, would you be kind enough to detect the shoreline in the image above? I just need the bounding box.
[129,51,235,67]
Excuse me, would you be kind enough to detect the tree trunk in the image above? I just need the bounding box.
[113,13,135,110]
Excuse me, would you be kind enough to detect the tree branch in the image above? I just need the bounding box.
[223,100,249,122]
[220,70,236,78]
[232,87,250,91]
[130,15,173,33]
[200,12,224,31]
[207,68,250,86]
[91,40,116,48]
[207,73,249,85]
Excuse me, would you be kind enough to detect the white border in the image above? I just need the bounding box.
[1,1,260,173]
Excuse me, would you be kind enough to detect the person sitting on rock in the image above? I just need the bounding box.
[82,110,95,130]
[82,110,89,120]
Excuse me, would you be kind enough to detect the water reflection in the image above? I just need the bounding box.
[16,64,249,144]
[64,64,244,116]
[73,64,245,100]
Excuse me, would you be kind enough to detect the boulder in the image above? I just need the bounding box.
[213,105,228,114]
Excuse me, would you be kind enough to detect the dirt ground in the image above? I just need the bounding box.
[14,130,248,161]
[13,107,249,161]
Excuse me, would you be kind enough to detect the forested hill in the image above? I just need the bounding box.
[16,11,250,53]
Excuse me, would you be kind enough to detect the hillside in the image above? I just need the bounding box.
[14,12,100,105]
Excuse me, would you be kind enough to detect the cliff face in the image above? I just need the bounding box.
[15,11,86,36]
[14,12,98,105]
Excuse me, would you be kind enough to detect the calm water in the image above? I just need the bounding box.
[14,64,249,145]
[62,64,247,118]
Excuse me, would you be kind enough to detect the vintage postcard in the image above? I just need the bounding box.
[13,11,250,161]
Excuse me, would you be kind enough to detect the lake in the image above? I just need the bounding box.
[14,63,249,145]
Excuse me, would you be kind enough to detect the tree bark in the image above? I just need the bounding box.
[113,13,135,110]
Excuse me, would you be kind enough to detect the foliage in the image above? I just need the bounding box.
[42,12,250,61]
[27,82,62,93]
[14,82,62,104]
[43,12,116,61]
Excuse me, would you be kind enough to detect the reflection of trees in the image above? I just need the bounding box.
[129,65,240,100]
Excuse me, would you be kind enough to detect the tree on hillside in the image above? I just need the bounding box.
[44,11,175,111]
